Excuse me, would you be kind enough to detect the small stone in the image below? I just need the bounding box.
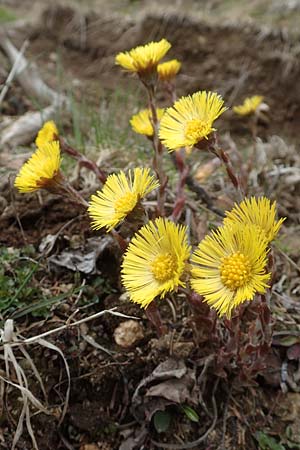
[114,320,144,348]
[49,52,58,62]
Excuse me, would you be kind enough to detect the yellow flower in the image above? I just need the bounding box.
[115,39,171,74]
[14,141,62,193]
[157,59,181,81]
[191,224,270,318]
[35,121,58,149]
[159,91,227,152]
[130,108,165,136]
[224,197,285,243]
[88,168,159,232]
[233,95,264,116]
[121,218,191,308]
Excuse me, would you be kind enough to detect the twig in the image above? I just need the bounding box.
[58,432,75,450]
[0,308,139,350]
[0,40,29,107]
[0,37,66,106]
[210,145,244,199]
[39,214,86,257]
[276,245,300,274]
[146,84,168,216]
[166,298,177,323]
[59,180,89,208]
[198,354,215,417]
[82,334,115,357]
[59,138,107,184]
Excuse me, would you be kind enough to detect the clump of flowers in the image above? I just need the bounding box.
[115,39,171,76]
[14,37,287,403]
[233,95,264,116]
[15,40,286,328]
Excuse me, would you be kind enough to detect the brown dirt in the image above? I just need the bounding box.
[0,189,89,247]
[14,5,299,144]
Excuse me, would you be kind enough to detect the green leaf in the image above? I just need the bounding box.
[153,410,171,433]
[277,336,300,347]
[182,405,200,423]
[10,286,83,319]
[255,431,285,450]
[285,426,300,449]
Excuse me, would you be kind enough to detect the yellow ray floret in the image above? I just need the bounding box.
[115,39,171,74]
[14,141,61,193]
[233,95,264,116]
[224,197,285,243]
[35,121,58,149]
[122,218,191,308]
[191,223,270,318]
[157,59,181,81]
[88,168,159,232]
[159,91,227,152]
[130,108,165,136]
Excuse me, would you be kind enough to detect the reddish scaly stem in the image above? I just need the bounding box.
[59,137,107,184]
[172,150,189,222]
[60,181,89,208]
[146,84,168,217]
[111,230,128,253]
[210,142,244,200]
[145,301,167,337]
[164,80,177,103]
[46,171,89,209]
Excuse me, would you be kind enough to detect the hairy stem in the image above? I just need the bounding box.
[111,230,128,253]
[145,301,167,337]
[59,137,107,184]
[210,143,244,200]
[59,179,89,208]
[147,85,168,216]
[172,150,189,222]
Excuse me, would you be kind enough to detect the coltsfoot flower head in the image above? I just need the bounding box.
[88,168,159,232]
[115,39,171,75]
[130,108,165,136]
[191,224,270,318]
[35,121,58,149]
[122,218,191,308]
[233,95,264,116]
[224,197,285,243]
[157,59,181,81]
[14,141,62,193]
[159,91,227,152]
